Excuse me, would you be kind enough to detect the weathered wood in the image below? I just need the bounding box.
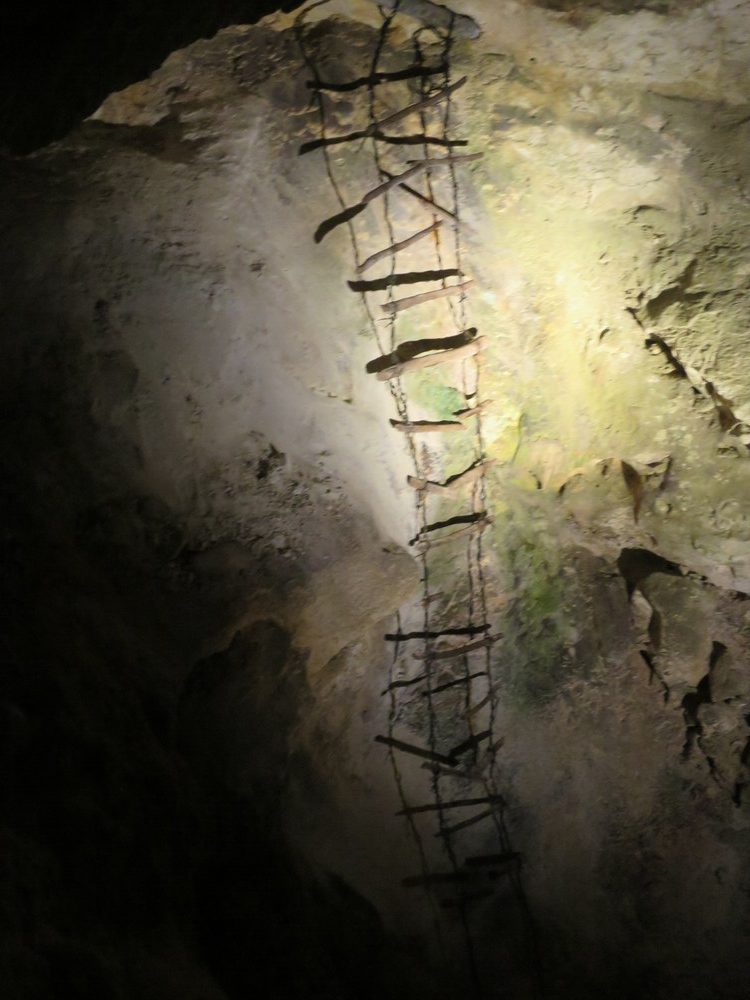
[299,131,468,155]
[307,63,448,94]
[357,220,442,274]
[373,76,467,133]
[381,170,458,223]
[376,336,485,381]
[407,459,497,494]
[390,419,465,433]
[350,268,458,294]
[384,625,490,641]
[466,680,502,717]
[453,399,493,419]
[391,420,466,434]
[450,730,491,758]
[380,673,427,695]
[396,794,504,816]
[362,162,426,204]
[413,514,493,552]
[381,278,474,316]
[402,871,469,888]
[367,328,477,374]
[413,633,501,662]
[375,734,457,767]
[425,671,485,696]
[407,152,484,166]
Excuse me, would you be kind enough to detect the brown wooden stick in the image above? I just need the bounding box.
[373,76,467,133]
[450,730,491,758]
[377,336,485,381]
[381,278,474,316]
[390,419,465,433]
[412,633,502,662]
[374,734,456,767]
[426,671,486,695]
[466,680,502,718]
[367,328,477,374]
[414,514,493,552]
[362,162,426,204]
[453,399,493,419]
[396,794,504,816]
[406,152,483,166]
[380,673,427,695]
[407,459,497,494]
[381,171,458,223]
[357,220,443,274]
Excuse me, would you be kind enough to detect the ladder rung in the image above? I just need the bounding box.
[375,735,456,767]
[449,730,491,758]
[396,795,503,816]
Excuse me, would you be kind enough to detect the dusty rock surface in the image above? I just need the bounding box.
[2,2,750,999]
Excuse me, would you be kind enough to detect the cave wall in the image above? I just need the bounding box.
[3,2,750,999]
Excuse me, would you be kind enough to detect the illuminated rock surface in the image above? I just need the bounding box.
[2,2,750,998]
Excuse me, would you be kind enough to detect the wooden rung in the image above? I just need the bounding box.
[437,810,494,837]
[373,76,467,133]
[367,328,477,374]
[307,63,448,94]
[424,671,485,695]
[381,279,474,316]
[402,871,469,888]
[384,625,489,641]
[381,171,458,223]
[466,680,502,717]
[357,221,442,274]
[453,399,493,419]
[411,511,490,545]
[464,852,521,869]
[396,795,503,816]
[390,419,465,434]
[449,730,491,758]
[351,268,459,294]
[407,152,483,166]
[377,336,484,380]
[380,673,427,695]
[407,459,496,494]
[362,162,426,205]
[413,515,493,553]
[440,889,494,909]
[375,734,456,767]
[413,634,501,662]
[299,131,468,156]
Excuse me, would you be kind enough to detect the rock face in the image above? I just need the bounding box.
[2,2,750,999]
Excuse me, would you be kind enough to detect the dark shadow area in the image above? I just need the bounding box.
[0,0,300,154]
